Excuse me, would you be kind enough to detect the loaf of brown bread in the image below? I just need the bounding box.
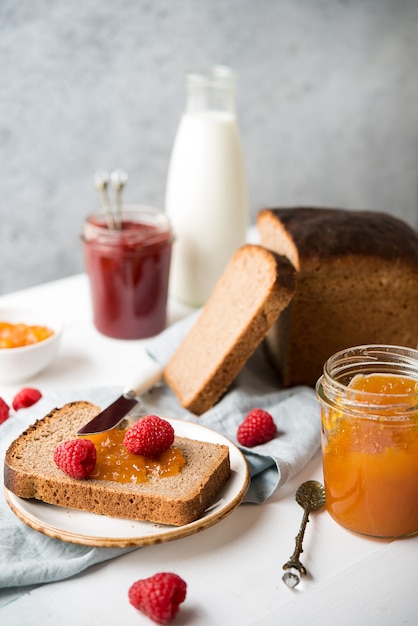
[4,401,231,526]
[257,207,418,387]
[164,244,296,415]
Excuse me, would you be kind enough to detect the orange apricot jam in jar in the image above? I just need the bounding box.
[0,321,54,349]
[80,425,186,483]
[316,345,418,538]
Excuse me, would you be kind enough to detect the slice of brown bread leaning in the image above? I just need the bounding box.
[4,401,231,527]
[164,244,296,415]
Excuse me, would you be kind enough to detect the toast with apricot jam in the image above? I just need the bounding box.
[4,401,231,526]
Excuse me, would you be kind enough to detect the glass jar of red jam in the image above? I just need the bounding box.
[82,205,173,339]
[316,344,418,539]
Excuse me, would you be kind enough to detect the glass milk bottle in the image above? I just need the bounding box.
[165,66,249,307]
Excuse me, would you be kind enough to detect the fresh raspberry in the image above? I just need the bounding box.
[124,415,175,457]
[0,397,10,425]
[128,572,187,625]
[12,387,42,411]
[53,439,97,479]
[237,408,277,447]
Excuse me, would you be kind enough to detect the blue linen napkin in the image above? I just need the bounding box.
[0,312,320,606]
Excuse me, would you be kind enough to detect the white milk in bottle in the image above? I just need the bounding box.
[165,66,249,307]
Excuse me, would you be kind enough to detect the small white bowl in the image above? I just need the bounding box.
[0,307,63,383]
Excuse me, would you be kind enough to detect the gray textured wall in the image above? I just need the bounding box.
[1,0,417,294]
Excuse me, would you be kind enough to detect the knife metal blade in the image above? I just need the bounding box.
[77,355,164,435]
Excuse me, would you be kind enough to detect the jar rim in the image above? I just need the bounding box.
[324,344,418,388]
[316,344,418,416]
[83,205,173,248]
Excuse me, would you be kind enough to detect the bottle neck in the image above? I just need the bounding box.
[186,65,237,114]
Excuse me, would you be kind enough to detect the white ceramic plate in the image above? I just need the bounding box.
[5,419,250,548]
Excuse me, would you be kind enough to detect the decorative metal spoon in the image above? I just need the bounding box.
[282,480,326,588]
[94,169,114,229]
[110,169,128,229]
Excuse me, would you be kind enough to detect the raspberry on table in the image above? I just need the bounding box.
[124,415,175,457]
[237,408,277,447]
[0,397,10,425]
[128,572,187,625]
[12,387,42,411]
[53,439,97,479]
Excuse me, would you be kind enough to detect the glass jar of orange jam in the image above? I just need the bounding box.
[316,344,418,538]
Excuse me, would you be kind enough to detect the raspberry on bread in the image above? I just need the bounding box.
[123,415,175,457]
[54,439,97,479]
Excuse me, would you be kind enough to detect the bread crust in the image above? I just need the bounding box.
[4,402,231,526]
[164,244,295,414]
[258,207,418,268]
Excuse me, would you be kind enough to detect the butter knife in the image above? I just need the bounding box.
[77,354,164,435]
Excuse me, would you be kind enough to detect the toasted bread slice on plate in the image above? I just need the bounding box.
[4,401,242,533]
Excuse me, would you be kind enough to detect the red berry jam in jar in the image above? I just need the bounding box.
[82,206,173,339]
